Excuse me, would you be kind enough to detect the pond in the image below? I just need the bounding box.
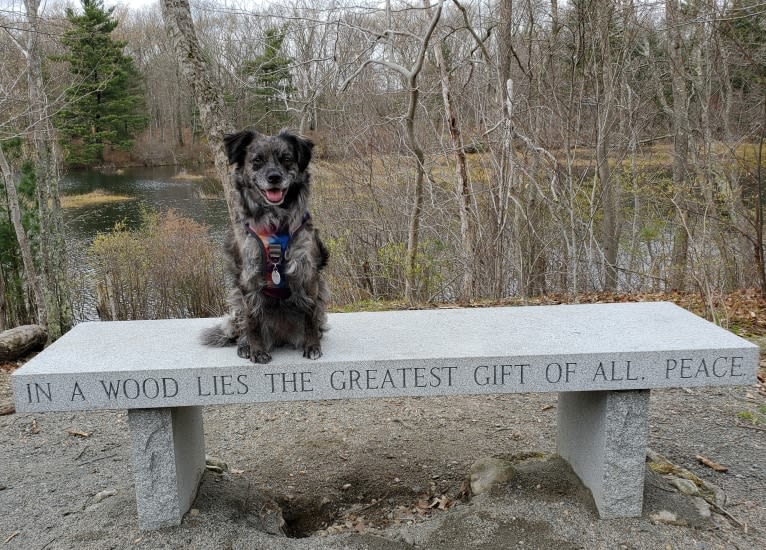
[61,166,230,244]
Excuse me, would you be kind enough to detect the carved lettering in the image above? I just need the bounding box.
[473,364,527,386]
[99,377,179,400]
[666,356,745,379]
[26,382,52,404]
[330,367,456,391]
[264,372,313,393]
[545,362,576,384]
[70,382,86,401]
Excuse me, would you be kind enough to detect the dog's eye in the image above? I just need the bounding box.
[282,154,293,163]
[252,156,264,166]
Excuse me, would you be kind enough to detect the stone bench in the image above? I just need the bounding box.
[12,302,759,530]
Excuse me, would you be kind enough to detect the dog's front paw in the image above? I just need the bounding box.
[237,342,251,359]
[303,344,322,360]
[251,350,272,364]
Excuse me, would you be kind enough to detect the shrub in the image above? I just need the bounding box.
[89,210,226,320]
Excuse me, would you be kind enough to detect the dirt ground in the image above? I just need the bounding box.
[1,349,765,550]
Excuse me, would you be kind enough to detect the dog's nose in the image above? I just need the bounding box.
[267,171,282,185]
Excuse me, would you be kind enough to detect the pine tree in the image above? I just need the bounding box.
[56,0,147,167]
[241,26,295,133]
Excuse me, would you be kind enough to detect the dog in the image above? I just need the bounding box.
[201,128,329,363]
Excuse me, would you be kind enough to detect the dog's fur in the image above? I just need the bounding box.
[201,129,329,363]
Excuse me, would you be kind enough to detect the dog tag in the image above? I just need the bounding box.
[271,266,281,286]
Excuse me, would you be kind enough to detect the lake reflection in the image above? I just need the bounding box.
[62,166,230,243]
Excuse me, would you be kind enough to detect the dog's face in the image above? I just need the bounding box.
[224,129,314,208]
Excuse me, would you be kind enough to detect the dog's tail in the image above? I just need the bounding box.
[200,315,237,347]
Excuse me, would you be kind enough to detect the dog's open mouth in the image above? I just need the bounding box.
[262,188,285,205]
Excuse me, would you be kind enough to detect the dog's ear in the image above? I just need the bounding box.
[223,130,258,167]
[279,130,314,172]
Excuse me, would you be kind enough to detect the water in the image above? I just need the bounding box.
[62,166,230,243]
[62,166,230,321]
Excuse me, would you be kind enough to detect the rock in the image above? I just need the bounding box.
[693,497,712,518]
[205,455,228,473]
[649,510,686,526]
[469,457,515,495]
[669,477,699,496]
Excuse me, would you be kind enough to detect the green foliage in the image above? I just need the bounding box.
[0,141,39,327]
[89,210,226,320]
[736,410,762,425]
[241,26,295,133]
[376,240,447,302]
[55,0,147,167]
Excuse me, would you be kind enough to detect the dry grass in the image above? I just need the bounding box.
[61,190,134,209]
[171,169,208,181]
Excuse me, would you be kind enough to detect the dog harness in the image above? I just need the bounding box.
[245,212,310,299]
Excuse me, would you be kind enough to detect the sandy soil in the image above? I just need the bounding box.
[1,362,764,549]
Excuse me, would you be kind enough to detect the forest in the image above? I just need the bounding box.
[1,0,765,339]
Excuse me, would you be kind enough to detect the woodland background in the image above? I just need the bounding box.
[1,0,766,340]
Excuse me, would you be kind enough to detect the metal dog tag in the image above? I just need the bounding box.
[271,266,281,285]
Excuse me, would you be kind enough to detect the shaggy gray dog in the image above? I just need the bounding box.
[201,129,329,363]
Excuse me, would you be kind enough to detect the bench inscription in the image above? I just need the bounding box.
[17,353,749,411]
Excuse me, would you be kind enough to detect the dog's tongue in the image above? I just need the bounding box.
[265,189,284,203]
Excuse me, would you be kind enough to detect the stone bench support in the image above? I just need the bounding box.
[557,390,650,518]
[12,303,759,530]
[128,407,205,530]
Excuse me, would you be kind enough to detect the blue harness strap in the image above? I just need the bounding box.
[244,212,310,299]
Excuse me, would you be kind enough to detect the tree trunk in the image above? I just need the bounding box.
[161,0,237,228]
[25,0,71,338]
[403,81,426,304]
[666,0,691,291]
[595,0,619,292]
[434,44,474,302]
[0,324,47,361]
[0,144,48,329]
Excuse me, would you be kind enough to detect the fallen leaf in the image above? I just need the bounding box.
[31,419,39,434]
[67,429,91,438]
[414,497,431,512]
[3,531,20,543]
[696,455,728,473]
[429,495,452,511]
[230,468,245,475]
[541,405,555,412]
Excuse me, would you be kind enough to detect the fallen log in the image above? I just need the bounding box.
[0,324,47,361]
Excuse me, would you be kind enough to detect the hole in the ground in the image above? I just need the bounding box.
[280,497,339,538]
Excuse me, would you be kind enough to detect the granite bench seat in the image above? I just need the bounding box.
[12,302,759,530]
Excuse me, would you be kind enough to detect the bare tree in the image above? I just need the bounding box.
[161,0,237,227]
[666,0,692,291]
[434,42,475,301]
[340,1,443,303]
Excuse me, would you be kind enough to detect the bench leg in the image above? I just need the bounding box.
[556,390,650,518]
[127,407,206,530]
